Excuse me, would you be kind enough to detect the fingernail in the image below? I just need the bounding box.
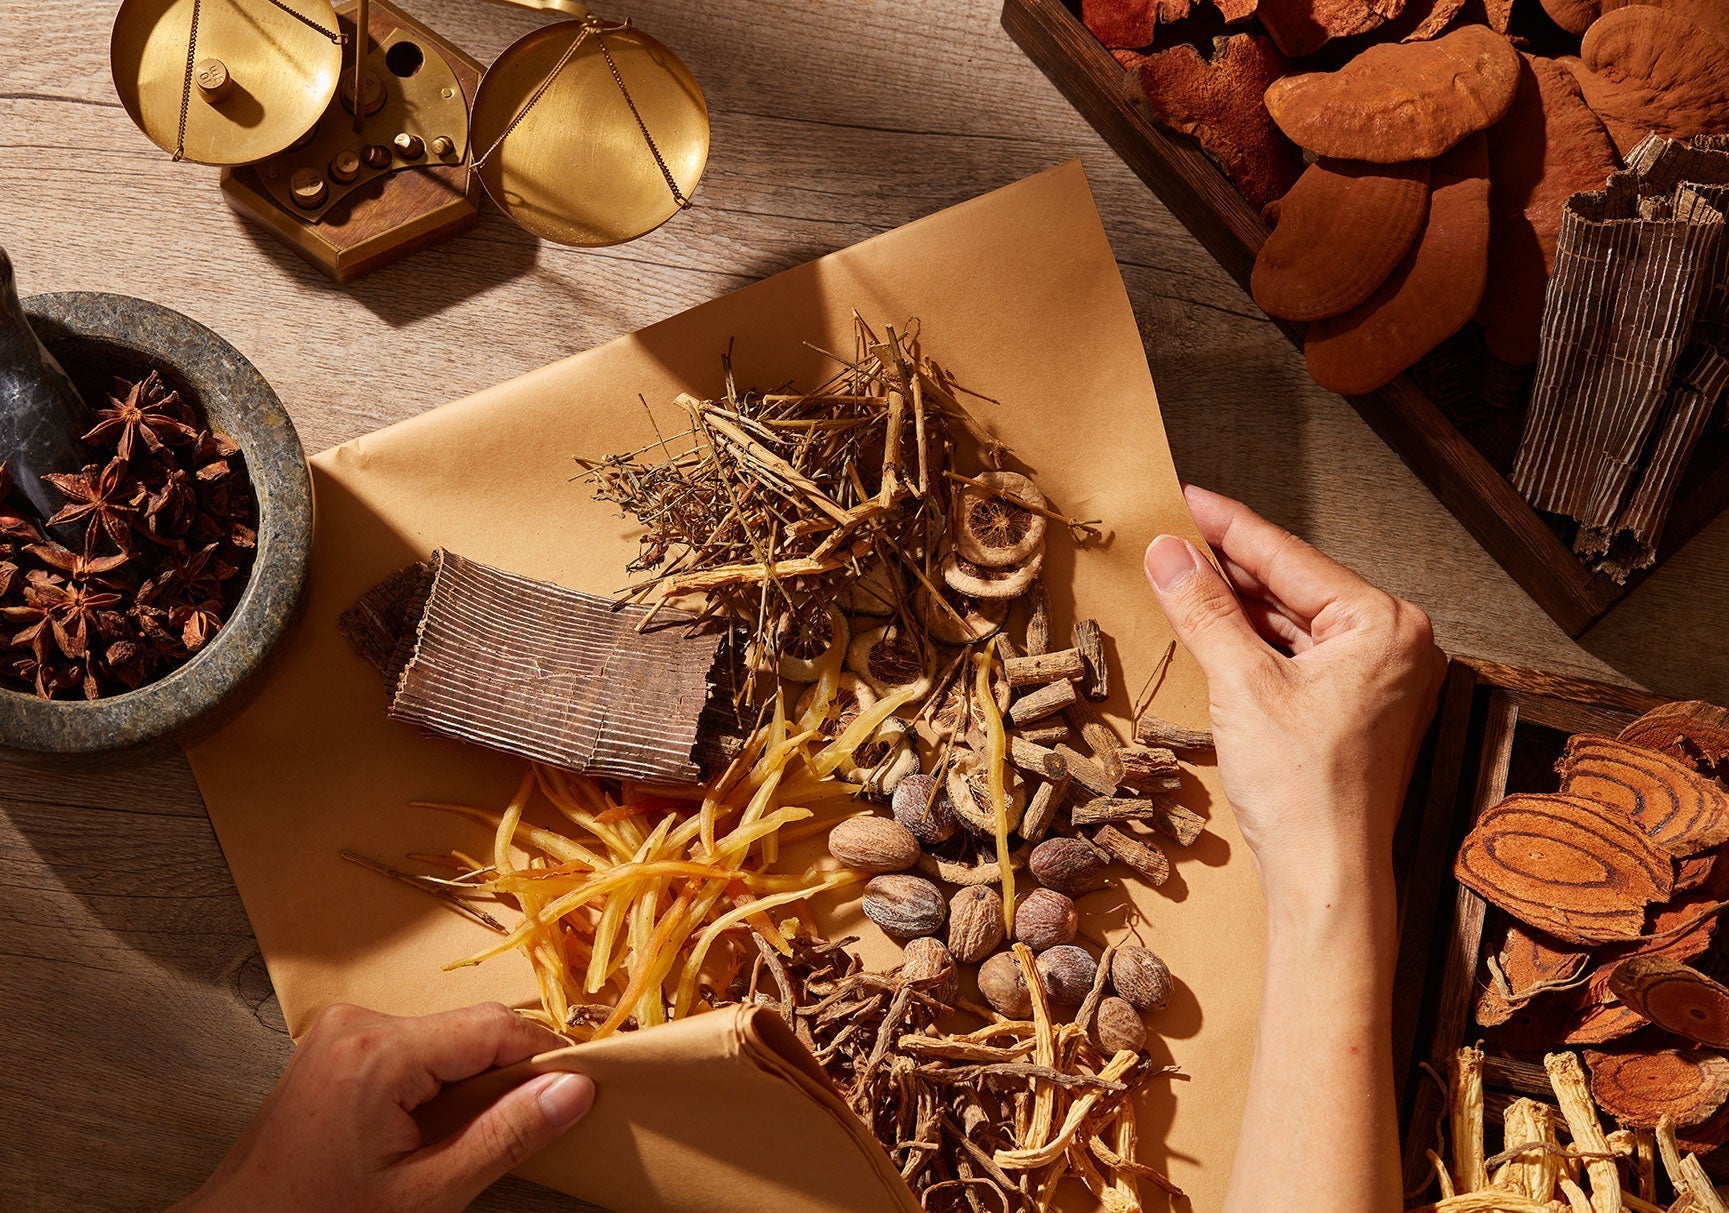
[535,1073,596,1126]
[1145,535,1200,591]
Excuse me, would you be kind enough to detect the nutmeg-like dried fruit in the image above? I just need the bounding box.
[954,471,1047,569]
[948,885,1007,963]
[1263,25,1522,162]
[1036,944,1098,1005]
[1094,996,1148,1055]
[899,936,959,1005]
[861,874,946,939]
[978,950,1033,1017]
[1029,837,1109,897]
[893,772,957,845]
[827,816,921,873]
[1111,945,1173,1010]
[1015,888,1079,952]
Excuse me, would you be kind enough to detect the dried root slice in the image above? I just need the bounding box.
[918,580,1007,646]
[946,758,1027,837]
[1619,700,1729,770]
[1123,33,1304,212]
[796,672,878,740]
[846,623,933,698]
[1609,956,1729,1048]
[1569,7,1729,156]
[1559,734,1729,857]
[1452,792,1674,945]
[939,549,1042,601]
[1304,134,1490,395]
[777,604,848,683]
[842,717,919,796]
[1251,158,1431,323]
[837,558,900,617]
[1561,998,1648,1046]
[953,471,1046,569]
[1484,920,1591,1019]
[1584,1047,1729,1128]
[1263,25,1522,162]
[1256,0,1406,57]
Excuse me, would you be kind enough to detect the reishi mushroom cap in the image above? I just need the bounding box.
[1476,54,1620,365]
[1250,157,1431,322]
[1256,0,1405,58]
[1082,0,1193,49]
[1543,0,1602,35]
[1263,24,1522,163]
[1566,6,1729,156]
[1304,134,1491,395]
[1124,33,1304,212]
[1603,0,1729,49]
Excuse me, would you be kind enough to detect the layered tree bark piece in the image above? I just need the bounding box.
[1567,8,1729,156]
[1476,54,1621,366]
[1620,700,1729,769]
[1257,0,1406,57]
[1584,1048,1729,1128]
[1124,33,1304,212]
[1608,956,1729,1047]
[1453,792,1675,944]
[1082,0,1191,49]
[1559,734,1729,856]
[1250,158,1430,321]
[1305,134,1490,393]
[1543,0,1601,34]
[1263,25,1522,162]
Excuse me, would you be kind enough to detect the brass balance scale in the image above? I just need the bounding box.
[110,0,709,281]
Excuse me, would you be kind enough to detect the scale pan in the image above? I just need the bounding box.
[471,21,708,247]
[111,0,342,166]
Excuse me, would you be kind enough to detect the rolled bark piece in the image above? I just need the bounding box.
[1008,734,1066,779]
[1476,54,1621,366]
[1305,134,1490,395]
[1014,721,1071,747]
[1053,742,1120,798]
[1115,743,1182,791]
[1072,619,1109,701]
[1091,824,1171,887]
[342,550,733,784]
[1619,700,1729,768]
[1584,1047,1729,1128]
[1072,794,1205,845]
[1133,714,1214,751]
[1007,679,1078,727]
[1263,25,1521,162]
[1609,956,1729,1047]
[1558,734,1729,856]
[1453,793,1675,944]
[1003,648,1084,686]
[1021,775,1070,845]
[1251,158,1431,322]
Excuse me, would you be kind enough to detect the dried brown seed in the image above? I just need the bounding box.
[892,772,957,845]
[845,623,932,697]
[1111,945,1173,1010]
[861,874,947,939]
[827,815,921,874]
[954,471,1046,569]
[1094,996,1148,1054]
[1029,836,1109,897]
[939,549,1042,601]
[1036,944,1099,1005]
[1015,888,1079,952]
[948,884,1007,963]
[978,950,1033,1017]
[899,936,959,1006]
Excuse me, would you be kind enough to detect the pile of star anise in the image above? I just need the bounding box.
[0,370,257,700]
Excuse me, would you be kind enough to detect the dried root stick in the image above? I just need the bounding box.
[1558,1178,1594,1213]
[1495,1097,1561,1202]
[1656,1115,1728,1213]
[1545,1052,1624,1213]
[1452,1046,1488,1192]
[1407,1193,1560,1212]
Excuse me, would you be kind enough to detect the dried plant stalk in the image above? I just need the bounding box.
[1545,1051,1624,1213]
[1452,1046,1488,1192]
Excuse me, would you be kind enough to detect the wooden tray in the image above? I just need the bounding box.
[1001,0,1729,637]
[1385,657,1729,1199]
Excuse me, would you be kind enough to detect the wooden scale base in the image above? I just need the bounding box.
[220,0,483,283]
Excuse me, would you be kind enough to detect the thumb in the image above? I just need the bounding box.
[411,1071,596,1204]
[1144,534,1272,686]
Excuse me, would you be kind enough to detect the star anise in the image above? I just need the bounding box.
[9,648,63,698]
[44,459,140,555]
[27,574,124,658]
[83,371,197,462]
[23,541,131,586]
[1,596,53,660]
[172,596,225,652]
[141,466,196,540]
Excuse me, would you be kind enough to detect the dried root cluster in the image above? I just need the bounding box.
[1417,1044,1728,1213]
[743,936,1182,1212]
[1453,700,1729,1163]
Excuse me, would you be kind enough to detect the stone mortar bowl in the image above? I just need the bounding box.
[0,293,312,765]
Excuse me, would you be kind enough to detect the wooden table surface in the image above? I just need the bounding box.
[4,1,1728,1207]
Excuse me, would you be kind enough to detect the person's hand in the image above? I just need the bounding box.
[1144,486,1446,907]
[174,1002,595,1213]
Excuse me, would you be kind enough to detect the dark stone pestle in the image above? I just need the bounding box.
[0,244,92,536]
